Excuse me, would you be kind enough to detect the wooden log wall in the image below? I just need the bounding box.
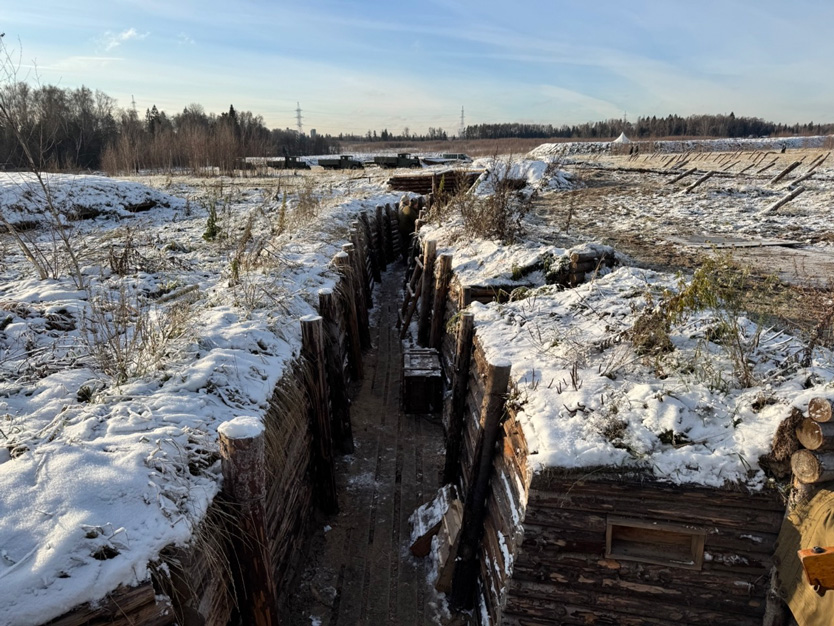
[44,208,389,626]
[439,275,532,623]
[434,244,788,626]
[504,474,785,626]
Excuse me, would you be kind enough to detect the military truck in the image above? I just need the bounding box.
[318,155,364,170]
[266,156,310,170]
[373,153,421,169]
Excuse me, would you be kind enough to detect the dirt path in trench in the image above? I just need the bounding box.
[287,261,447,626]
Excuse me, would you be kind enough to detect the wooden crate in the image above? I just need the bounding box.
[403,348,442,413]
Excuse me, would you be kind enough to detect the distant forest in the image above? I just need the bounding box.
[461,114,834,141]
[1,82,831,174]
[0,84,340,174]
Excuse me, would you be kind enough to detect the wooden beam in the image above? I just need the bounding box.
[449,358,512,611]
[786,170,816,190]
[769,160,802,185]
[443,312,475,485]
[760,186,806,215]
[666,167,697,185]
[417,239,437,346]
[683,170,715,194]
[430,254,453,350]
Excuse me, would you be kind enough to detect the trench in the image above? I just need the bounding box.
[287,260,446,625]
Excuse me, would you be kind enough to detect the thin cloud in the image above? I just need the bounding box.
[48,56,124,71]
[102,28,148,52]
[177,33,195,45]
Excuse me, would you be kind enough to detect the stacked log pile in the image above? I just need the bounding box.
[792,398,834,490]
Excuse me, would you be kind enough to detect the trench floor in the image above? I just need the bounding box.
[287,261,448,625]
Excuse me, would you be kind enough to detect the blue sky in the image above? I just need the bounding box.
[3,0,832,136]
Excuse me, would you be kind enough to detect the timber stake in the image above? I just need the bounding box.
[301,315,338,514]
[218,417,278,626]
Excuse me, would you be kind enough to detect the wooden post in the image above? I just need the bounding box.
[359,210,381,283]
[342,243,371,350]
[319,289,354,454]
[430,254,453,350]
[787,170,816,189]
[417,239,437,346]
[334,252,364,380]
[301,315,338,514]
[459,286,472,308]
[442,312,475,485]
[791,449,834,484]
[809,152,830,172]
[760,186,806,215]
[218,417,278,626]
[375,205,388,271]
[683,170,715,193]
[665,167,697,185]
[769,160,802,185]
[351,221,373,309]
[809,397,834,422]
[449,358,512,611]
[757,158,778,174]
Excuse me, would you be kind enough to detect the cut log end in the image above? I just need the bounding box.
[809,397,834,423]
[796,417,834,451]
[792,449,834,484]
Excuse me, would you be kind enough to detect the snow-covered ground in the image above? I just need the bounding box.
[0,169,403,625]
[530,134,832,158]
[1,142,832,623]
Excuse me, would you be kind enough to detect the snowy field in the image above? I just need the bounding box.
[1,139,833,623]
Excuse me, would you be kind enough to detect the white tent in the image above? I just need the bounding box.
[612,132,631,144]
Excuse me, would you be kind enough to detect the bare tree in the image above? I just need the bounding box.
[0,36,85,286]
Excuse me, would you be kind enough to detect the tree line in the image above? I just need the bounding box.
[2,80,832,175]
[463,113,834,141]
[0,83,341,174]
[339,126,449,142]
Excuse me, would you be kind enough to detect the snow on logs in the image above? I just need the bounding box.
[218,416,279,626]
[792,398,834,484]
